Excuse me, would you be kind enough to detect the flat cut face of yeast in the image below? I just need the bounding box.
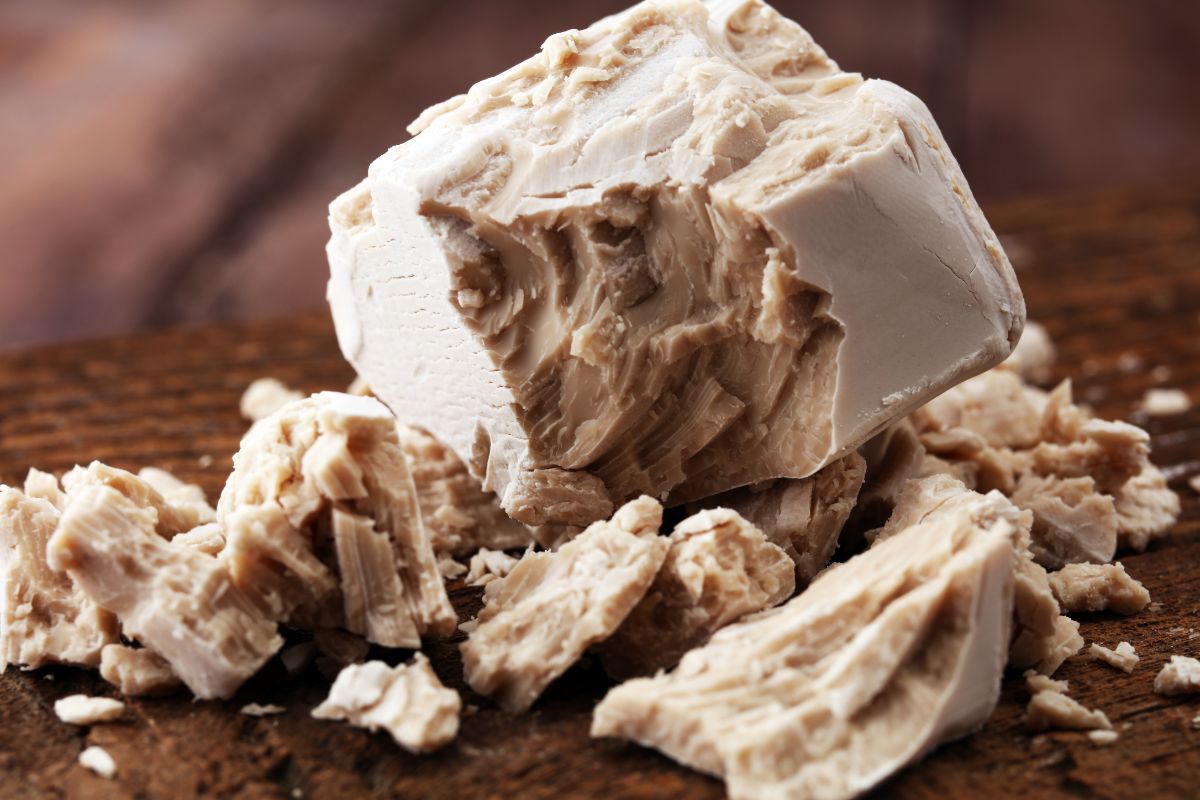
[327,0,1024,526]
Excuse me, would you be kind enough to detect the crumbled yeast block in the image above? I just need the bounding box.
[464,549,520,587]
[397,424,537,554]
[1140,388,1190,417]
[54,694,125,725]
[593,477,1023,800]
[240,377,305,422]
[1089,641,1139,673]
[328,0,1024,530]
[62,461,215,536]
[881,477,1081,675]
[998,320,1056,383]
[218,393,455,648]
[99,644,181,696]
[48,485,282,700]
[1026,616,1085,676]
[79,746,117,779]
[600,507,793,680]
[1111,466,1180,552]
[695,453,865,584]
[1025,690,1111,732]
[313,655,461,753]
[1009,563,1083,676]
[1009,474,1117,567]
[1022,668,1113,734]
[1047,562,1150,615]
[462,497,668,712]
[908,371,1178,566]
[0,485,118,671]
[1154,655,1200,696]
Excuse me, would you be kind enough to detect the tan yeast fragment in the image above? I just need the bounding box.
[398,424,536,555]
[99,644,181,696]
[0,486,118,671]
[910,371,1179,565]
[79,746,117,779]
[240,378,304,422]
[1154,655,1200,696]
[313,655,461,753]
[593,478,1023,800]
[1089,642,1138,673]
[62,461,213,537]
[48,485,282,700]
[461,497,667,712]
[1047,562,1150,615]
[54,695,124,726]
[219,393,455,646]
[600,507,793,680]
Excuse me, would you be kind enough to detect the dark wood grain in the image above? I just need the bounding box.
[2,178,1200,798]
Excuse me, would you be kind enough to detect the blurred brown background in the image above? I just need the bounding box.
[3,0,1198,351]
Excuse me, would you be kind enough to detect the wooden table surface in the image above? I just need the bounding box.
[4,177,1200,798]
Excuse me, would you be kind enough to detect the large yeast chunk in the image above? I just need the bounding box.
[460,497,668,712]
[218,393,455,647]
[47,486,281,700]
[592,477,1023,800]
[327,0,1024,527]
[0,485,118,671]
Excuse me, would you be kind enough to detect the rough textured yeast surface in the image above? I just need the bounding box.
[47,486,282,700]
[592,478,1023,800]
[0,485,118,671]
[327,0,1023,527]
[99,644,181,696]
[396,424,537,554]
[460,496,668,712]
[218,393,455,647]
[600,507,794,679]
[883,369,1179,566]
[313,656,461,753]
[697,452,865,584]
